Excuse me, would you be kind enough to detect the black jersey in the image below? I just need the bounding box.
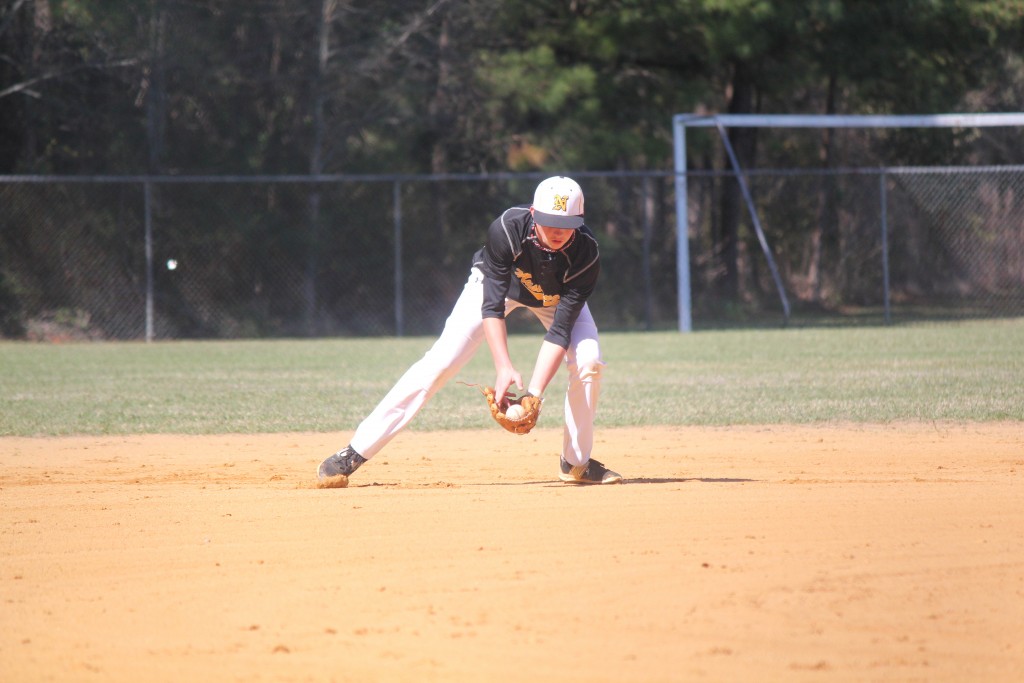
[471,206,600,349]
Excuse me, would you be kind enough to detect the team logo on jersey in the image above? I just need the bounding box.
[551,194,569,212]
[515,268,560,307]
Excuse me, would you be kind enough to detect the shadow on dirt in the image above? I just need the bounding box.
[627,477,757,484]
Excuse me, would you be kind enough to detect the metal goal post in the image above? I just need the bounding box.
[672,112,1024,332]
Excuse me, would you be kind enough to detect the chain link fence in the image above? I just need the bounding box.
[684,166,1024,324]
[2,169,1023,340]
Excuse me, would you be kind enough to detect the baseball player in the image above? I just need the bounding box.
[318,176,621,485]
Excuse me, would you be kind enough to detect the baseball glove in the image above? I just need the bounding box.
[482,387,543,435]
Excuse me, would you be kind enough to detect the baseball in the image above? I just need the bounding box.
[505,404,526,420]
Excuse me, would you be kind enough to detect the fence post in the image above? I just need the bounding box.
[642,175,654,330]
[305,188,321,336]
[880,171,891,325]
[144,180,154,342]
[672,117,693,332]
[715,121,791,326]
[393,180,404,337]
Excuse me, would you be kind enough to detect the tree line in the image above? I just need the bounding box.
[4,0,1022,177]
[1,1,1023,338]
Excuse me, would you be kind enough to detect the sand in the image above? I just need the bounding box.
[2,424,1023,682]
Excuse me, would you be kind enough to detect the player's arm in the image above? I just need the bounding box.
[529,268,596,397]
[483,316,522,409]
[479,211,528,407]
[527,339,566,398]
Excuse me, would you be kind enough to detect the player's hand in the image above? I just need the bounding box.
[493,366,523,411]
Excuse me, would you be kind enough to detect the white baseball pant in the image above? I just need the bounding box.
[349,267,603,466]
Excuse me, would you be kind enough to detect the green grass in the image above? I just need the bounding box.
[2,319,1022,437]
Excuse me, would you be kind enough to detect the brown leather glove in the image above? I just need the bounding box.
[482,387,543,435]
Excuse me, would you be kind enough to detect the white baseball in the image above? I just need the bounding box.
[505,404,526,420]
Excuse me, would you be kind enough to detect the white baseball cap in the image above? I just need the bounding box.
[532,176,585,229]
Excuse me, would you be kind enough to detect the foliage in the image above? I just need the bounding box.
[2,0,1024,336]
[4,0,1021,176]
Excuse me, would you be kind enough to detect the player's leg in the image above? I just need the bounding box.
[559,304,602,466]
[351,268,486,457]
[318,269,486,480]
[524,304,620,484]
[557,306,620,483]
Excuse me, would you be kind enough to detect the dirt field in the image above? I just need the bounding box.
[2,424,1022,683]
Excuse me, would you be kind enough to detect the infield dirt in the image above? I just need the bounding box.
[2,424,1022,682]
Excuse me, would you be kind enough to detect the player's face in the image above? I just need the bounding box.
[534,223,575,251]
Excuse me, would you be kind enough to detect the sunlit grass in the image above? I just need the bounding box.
[2,318,1022,436]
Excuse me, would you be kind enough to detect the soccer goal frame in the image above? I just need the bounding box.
[672,112,1024,332]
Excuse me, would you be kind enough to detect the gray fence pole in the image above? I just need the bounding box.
[393,180,404,337]
[880,171,891,325]
[144,180,155,342]
[672,117,693,332]
[642,176,654,330]
[305,189,321,337]
[715,121,792,325]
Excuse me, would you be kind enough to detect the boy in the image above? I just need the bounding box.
[318,176,621,485]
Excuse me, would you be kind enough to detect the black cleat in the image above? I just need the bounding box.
[559,456,623,485]
[317,446,367,481]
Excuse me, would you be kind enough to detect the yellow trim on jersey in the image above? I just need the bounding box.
[514,268,560,307]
